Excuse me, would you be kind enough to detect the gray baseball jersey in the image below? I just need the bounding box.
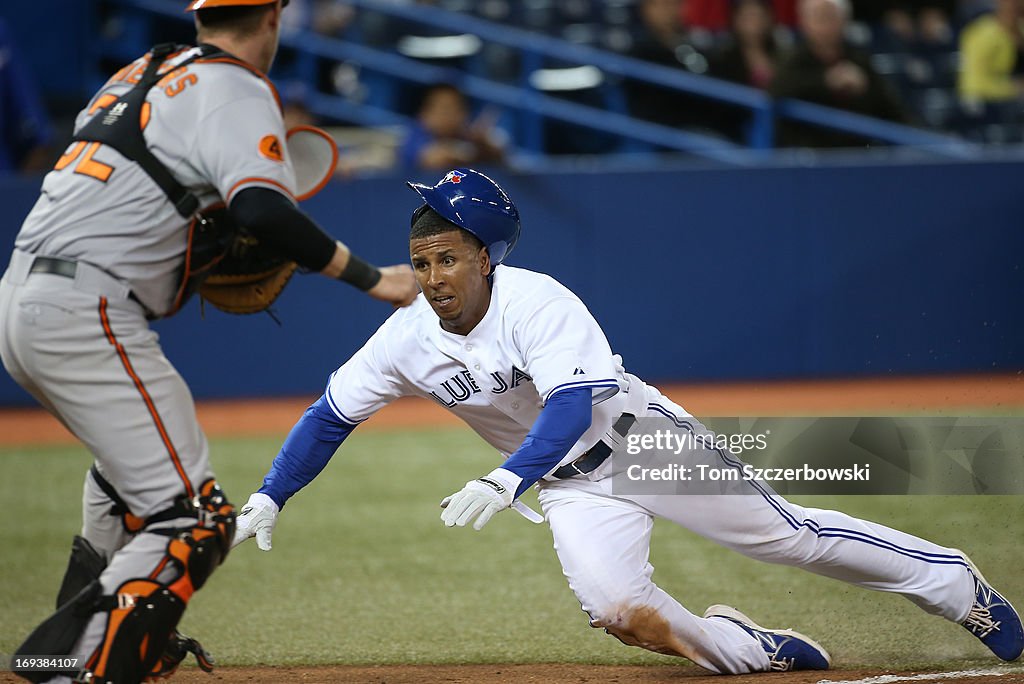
[14,46,297,316]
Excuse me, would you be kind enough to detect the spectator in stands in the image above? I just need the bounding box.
[877,5,918,51]
[711,0,780,89]
[0,19,53,175]
[686,0,798,31]
[770,0,912,147]
[958,0,1024,105]
[625,0,721,133]
[917,6,954,50]
[706,0,780,141]
[398,83,506,170]
[875,4,954,53]
[634,0,698,57]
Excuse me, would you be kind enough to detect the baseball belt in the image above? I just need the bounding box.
[28,255,153,317]
[552,412,637,479]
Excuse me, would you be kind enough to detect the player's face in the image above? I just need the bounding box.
[410,230,491,335]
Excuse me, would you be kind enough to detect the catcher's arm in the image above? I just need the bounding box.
[230,188,418,306]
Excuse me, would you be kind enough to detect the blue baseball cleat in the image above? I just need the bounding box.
[958,553,1024,662]
[704,604,831,672]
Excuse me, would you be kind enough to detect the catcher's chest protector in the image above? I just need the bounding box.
[72,43,258,317]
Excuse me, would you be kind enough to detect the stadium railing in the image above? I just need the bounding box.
[98,0,976,165]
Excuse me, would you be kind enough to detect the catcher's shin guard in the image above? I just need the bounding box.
[82,578,186,683]
[79,479,235,683]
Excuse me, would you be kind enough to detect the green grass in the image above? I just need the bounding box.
[2,428,1022,670]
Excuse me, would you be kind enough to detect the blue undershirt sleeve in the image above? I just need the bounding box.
[258,394,354,508]
[501,386,593,498]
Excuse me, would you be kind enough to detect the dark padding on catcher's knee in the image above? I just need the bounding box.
[55,535,107,609]
[12,580,103,683]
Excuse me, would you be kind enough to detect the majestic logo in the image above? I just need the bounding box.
[442,170,466,185]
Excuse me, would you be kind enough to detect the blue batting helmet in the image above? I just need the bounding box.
[407,169,521,269]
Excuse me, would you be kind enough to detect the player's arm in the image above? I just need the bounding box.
[232,393,355,550]
[234,313,410,550]
[228,187,418,306]
[440,386,592,531]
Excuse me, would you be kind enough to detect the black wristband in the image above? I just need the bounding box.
[339,254,382,291]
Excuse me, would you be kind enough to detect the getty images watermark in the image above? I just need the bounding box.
[609,417,1024,496]
[624,429,869,482]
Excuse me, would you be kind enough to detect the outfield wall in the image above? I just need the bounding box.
[1,160,1021,405]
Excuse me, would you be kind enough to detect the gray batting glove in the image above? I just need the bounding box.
[440,468,520,531]
[232,492,279,551]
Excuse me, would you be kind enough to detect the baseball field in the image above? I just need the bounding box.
[2,375,1023,684]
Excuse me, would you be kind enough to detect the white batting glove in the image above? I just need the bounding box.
[440,468,521,531]
[232,492,279,551]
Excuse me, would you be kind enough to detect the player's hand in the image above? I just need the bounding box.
[440,468,520,531]
[232,492,279,551]
[368,264,419,308]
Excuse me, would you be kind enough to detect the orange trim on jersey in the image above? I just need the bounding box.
[88,93,119,116]
[140,102,152,130]
[287,125,339,201]
[193,56,283,112]
[226,176,295,203]
[99,298,195,500]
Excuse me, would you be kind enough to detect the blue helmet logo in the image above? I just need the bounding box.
[407,168,521,271]
[441,170,467,185]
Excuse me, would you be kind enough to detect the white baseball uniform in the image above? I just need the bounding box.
[310,264,976,674]
[1,44,297,678]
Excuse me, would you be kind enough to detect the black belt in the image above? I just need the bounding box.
[29,255,78,278]
[29,255,151,316]
[553,413,636,479]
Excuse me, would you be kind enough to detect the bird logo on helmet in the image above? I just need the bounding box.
[407,168,521,270]
[186,0,288,10]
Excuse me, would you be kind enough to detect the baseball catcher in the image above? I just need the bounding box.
[1,1,417,683]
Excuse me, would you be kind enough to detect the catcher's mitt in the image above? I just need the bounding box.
[199,231,297,315]
[199,126,336,315]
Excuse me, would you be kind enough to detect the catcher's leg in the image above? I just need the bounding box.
[4,285,229,682]
[51,470,217,679]
[537,480,771,674]
[13,480,234,684]
[55,466,137,609]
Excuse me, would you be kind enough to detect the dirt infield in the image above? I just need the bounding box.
[2,374,1023,448]
[161,665,1024,683]
[3,664,1022,684]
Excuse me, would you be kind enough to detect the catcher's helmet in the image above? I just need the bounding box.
[407,169,521,269]
[187,0,288,10]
